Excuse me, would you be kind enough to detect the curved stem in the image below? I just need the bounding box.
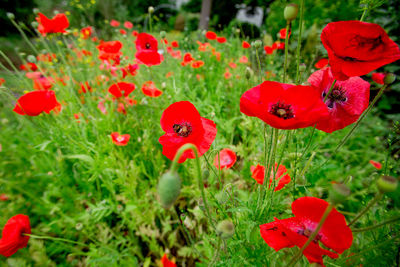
[348,192,383,227]
[352,215,400,232]
[295,0,305,84]
[23,234,86,246]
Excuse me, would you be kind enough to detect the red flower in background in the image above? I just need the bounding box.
[191,60,204,68]
[264,46,274,55]
[371,72,385,85]
[279,28,291,39]
[315,58,329,69]
[272,41,285,50]
[36,13,69,36]
[13,90,61,116]
[205,31,217,40]
[110,19,120,27]
[260,197,353,266]
[159,101,217,163]
[80,26,92,39]
[369,160,382,170]
[97,40,122,63]
[124,21,133,29]
[135,33,163,66]
[0,214,31,257]
[0,194,9,201]
[108,82,135,98]
[79,81,92,94]
[26,72,54,90]
[0,78,5,86]
[111,132,130,146]
[20,63,38,72]
[239,55,248,63]
[181,53,194,66]
[308,67,370,133]
[321,21,400,80]
[217,37,227,43]
[242,41,251,49]
[240,81,329,130]
[161,253,177,267]
[119,29,127,35]
[251,163,291,191]
[214,148,237,169]
[171,41,179,48]
[121,64,139,78]
[141,81,162,97]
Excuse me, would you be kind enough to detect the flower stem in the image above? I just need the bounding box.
[352,215,400,232]
[295,0,305,84]
[283,22,291,83]
[288,203,334,266]
[255,48,262,83]
[208,238,222,267]
[23,233,86,246]
[324,79,336,102]
[348,192,383,227]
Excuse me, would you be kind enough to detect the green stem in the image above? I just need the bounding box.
[360,5,368,22]
[24,233,86,246]
[352,215,400,232]
[208,238,222,267]
[255,48,262,83]
[324,79,336,102]
[295,0,305,84]
[283,22,291,83]
[348,192,383,227]
[9,19,40,54]
[288,204,334,266]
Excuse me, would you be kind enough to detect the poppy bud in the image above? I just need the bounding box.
[299,63,306,72]
[216,220,235,239]
[203,169,210,180]
[245,67,253,79]
[157,171,181,209]
[383,73,396,85]
[148,6,154,14]
[329,183,350,204]
[284,3,298,22]
[33,8,39,14]
[75,223,83,231]
[6,12,15,20]
[160,31,166,38]
[254,40,262,48]
[27,55,36,63]
[377,175,398,193]
[31,21,39,28]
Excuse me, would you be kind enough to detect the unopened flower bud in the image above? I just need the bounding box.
[329,183,350,204]
[254,40,262,48]
[157,171,181,209]
[384,73,396,85]
[245,67,253,80]
[284,3,299,22]
[54,10,59,15]
[148,6,154,14]
[377,176,398,193]
[27,55,36,63]
[216,220,235,239]
[31,21,39,28]
[6,12,15,20]
[75,223,83,231]
[160,31,166,38]
[33,8,39,15]
[299,63,306,72]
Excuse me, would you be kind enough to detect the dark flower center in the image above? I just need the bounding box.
[297,227,322,243]
[322,86,347,109]
[173,123,192,137]
[145,42,151,49]
[270,102,294,120]
[350,35,383,51]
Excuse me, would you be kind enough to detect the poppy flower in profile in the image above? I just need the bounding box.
[80,26,92,39]
[159,101,217,163]
[260,197,353,266]
[141,81,162,97]
[108,82,135,98]
[36,13,69,36]
[264,46,274,55]
[369,160,382,170]
[135,33,163,66]
[171,41,179,48]
[20,63,38,72]
[111,132,130,146]
[161,253,177,267]
[191,60,204,68]
[97,40,122,62]
[124,21,133,29]
[251,163,291,191]
[371,72,385,85]
[214,148,237,169]
[272,41,285,50]
[205,31,217,40]
[308,67,370,133]
[279,28,291,39]
[181,53,194,66]
[119,29,127,35]
[110,19,120,27]
[240,81,329,130]
[0,214,31,257]
[321,21,400,80]
[315,58,329,69]
[13,90,61,116]
[242,41,251,49]
[26,72,54,90]
[217,37,226,43]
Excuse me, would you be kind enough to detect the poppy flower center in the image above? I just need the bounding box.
[350,35,383,51]
[323,86,347,108]
[116,136,124,142]
[297,227,322,243]
[270,102,294,120]
[145,43,151,49]
[173,123,192,137]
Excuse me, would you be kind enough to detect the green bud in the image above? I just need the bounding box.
[329,183,350,204]
[27,55,36,63]
[202,169,210,180]
[75,223,83,231]
[245,67,253,80]
[160,31,166,39]
[157,171,181,209]
[384,73,396,85]
[377,176,398,193]
[33,8,39,15]
[6,12,15,20]
[284,3,299,22]
[216,220,235,239]
[148,6,154,14]
[299,63,307,72]
[54,10,59,15]
[31,21,39,28]
[253,40,262,48]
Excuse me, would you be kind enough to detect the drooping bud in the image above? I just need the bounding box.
[27,55,36,63]
[253,40,262,48]
[329,183,350,204]
[377,176,398,193]
[216,220,235,239]
[284,3,299,22]
[384,73,396,85]
[157,171,181,209]
[6,12,15,20]
[160,31,166,39]
[148,6,154,14]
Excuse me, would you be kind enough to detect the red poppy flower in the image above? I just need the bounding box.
[181,53,194,66]
[308,67,370,133]
[119,29,127,35]
[141,81,162,97]
[13,90,61,116]
[216,37,226,43]
[250,163,291,191]
[135,33,163,66]
[239,55,248,63]
[214,148,237,169]
[36,53,56,62]
[20,63,38,71]
[279,28,291,39]
[264,46,274,55]
[171,41,179,48]
[132,30,139,37]
[321,21,400,80]
[205,31,217,40]
[79,81,92,94]
[240,81,329,130]
[224,69,232,79]
[315,58,329,69]
[260,197,353,267]
[121,64,139,78]
[0,214,31,257]
[369,160,382,170]
[242,41,251,49]
[111,132,130,146]
[371,72,385,85]
[272,41,285,50]
[0,78,5,86]
[167,47,181,59]
[159,101,217,163]
[0,194,9,201]
[161,253,176,267]
[110,19,120,27]
[124,21,133,29]
[191,60,204,68]
[97,40,122,62]
[108,82,135,98]
[80,26,92,39]
[36,13,69,36]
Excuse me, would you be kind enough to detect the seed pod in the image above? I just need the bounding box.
[377,176,398,193]
[33,8,39,15]
[253,40,262,48]
[284,3,299,22]
[148,6,154,14]
[216,220,235,239]
[329,183,350,205]
[157,171,181,209]
[27,55,36,63]
[6,12,15,20]
[160,31,166,39]
[384,73,396,85]
[245,67,253,80]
